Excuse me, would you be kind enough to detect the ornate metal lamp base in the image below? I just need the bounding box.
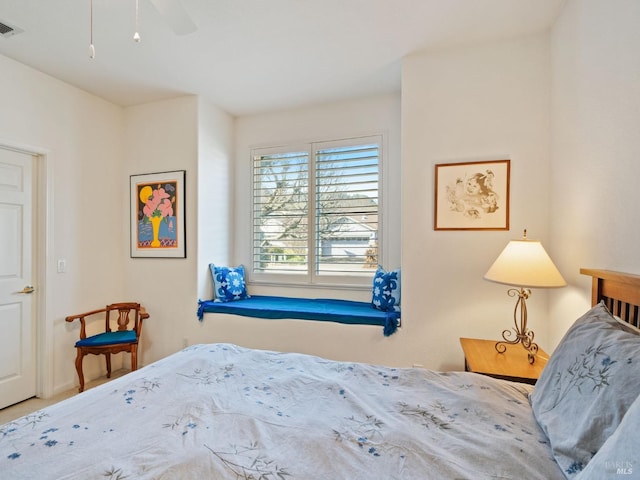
[495,287,538,364]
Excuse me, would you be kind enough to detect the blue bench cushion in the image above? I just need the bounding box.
[197,295,399,336]
[75,330,137,347]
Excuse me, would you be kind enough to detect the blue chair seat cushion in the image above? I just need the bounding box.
[75,330,137,347]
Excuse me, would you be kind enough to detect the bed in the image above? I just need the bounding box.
[1,268,639,479]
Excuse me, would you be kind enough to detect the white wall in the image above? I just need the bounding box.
[401,34,553,370]
[196,97,236,301]
[548,0,640,344]
[123,96,235,365]
[0,54,125,394]
[123,96,198,365]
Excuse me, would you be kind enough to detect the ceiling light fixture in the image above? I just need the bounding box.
[89,0,95,59]
[89,0,142,59]
[134,0,141,43]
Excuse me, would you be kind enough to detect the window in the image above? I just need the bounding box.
[252,135,381,286]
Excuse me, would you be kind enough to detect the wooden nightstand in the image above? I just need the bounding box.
[459,337,549,385]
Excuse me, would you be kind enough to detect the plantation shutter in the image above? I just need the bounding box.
[251,135,381,284]
[252,150,309,274]
[314,142,379,275]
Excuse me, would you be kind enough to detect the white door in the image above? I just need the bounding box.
[0,147,36,409]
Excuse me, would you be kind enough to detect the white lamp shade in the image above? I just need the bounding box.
[484,239,566,288]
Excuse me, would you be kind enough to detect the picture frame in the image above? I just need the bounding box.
[434,159,510,231]
[130,170,186,258]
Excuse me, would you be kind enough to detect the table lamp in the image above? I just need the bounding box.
[483,230,566,364]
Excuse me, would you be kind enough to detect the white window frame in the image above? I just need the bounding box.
[250,134,384,288]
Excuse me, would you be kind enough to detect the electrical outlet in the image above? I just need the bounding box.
[182,337,188,348]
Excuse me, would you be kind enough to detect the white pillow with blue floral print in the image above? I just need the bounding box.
[530,302,640,478]
[209,264,250,302]
[575,392,640,479]
[371,266,401,312]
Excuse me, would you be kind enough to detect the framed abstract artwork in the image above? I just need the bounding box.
[434,159,510,231]
[130,170,186,258]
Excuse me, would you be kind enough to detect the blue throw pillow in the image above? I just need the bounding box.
[209,264,250,302]
[371,266,401,312]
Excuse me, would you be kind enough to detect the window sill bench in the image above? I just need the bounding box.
[197,295,399,336]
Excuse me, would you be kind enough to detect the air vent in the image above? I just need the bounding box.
[0,20,24,38]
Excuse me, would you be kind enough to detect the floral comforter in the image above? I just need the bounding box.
[1,343,564,479]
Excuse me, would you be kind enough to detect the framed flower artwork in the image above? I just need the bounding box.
[434,159,510,231]
[130,170,186,258]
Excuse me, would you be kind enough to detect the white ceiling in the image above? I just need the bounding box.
[0,0,565,116]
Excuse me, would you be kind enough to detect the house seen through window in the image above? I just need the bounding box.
[252,135,382,286]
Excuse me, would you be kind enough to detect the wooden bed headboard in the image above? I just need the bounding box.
[581,268,640,328]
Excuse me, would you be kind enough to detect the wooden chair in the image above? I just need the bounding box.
[65,302,149,392]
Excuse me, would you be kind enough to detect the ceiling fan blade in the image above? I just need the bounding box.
[148,0,197,35]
